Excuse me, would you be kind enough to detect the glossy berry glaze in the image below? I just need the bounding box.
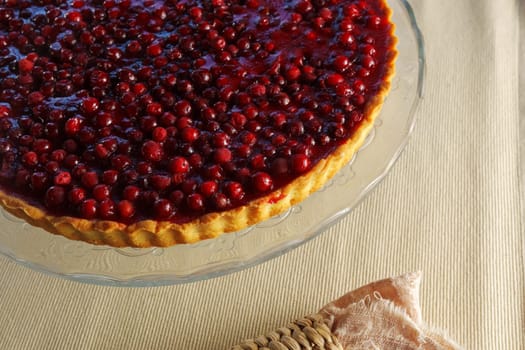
[0,0,394,224]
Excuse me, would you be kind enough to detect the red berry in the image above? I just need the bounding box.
[118,200,135,219]
[248,83,266,97]
[250,154,266,170]
[82,97,99,113]
[146,43,162,57]
[45,161,60,173]
[0,104,10,118]
[54,171,71,186]
[107,47,123,61]
[123,185,140,201]
[368,15,384,29]
[50,149,66,162]
[99,199,116,219]
[333,56,350,71]
[187,193,204,211]
[319,7,332,20]
[189,154,203,168]
[22,151,38,167]
[45,186,66,207]
[111,155,131,171]
[27,91,44,105]
[284,65,301,81]
[154,199,173,219]
[200,180,218,197]
[95,112,114,127]
[362,44,377,56]
[295,0,313,14]
[339,32,355,48]
[31,172,48,191]
[225,181,244,201]
[33,139,52,154]
[290,154,311,174]
[102,170,119,185]
[361,55,376,69]
[168,156,190,173]
[94,144,110,159]
[65,117,83,136]
[141,140,163,162]
[189,6,203,20]
[212,192,230,210]
[72,1,85,8]
[174,100,192,117]
[137,161,153,175]
[81,171,99,188]
[212,132,230,147]
[353,79,366,93]
[18,58,34,73]
[67,11,82,22]
[252,172,273,192]
[93,184,110,201]
[149,174,171,190]
[344,4,361,18]
[271,113,287,128]
[180,127,199,143]
[339,19,354,32]
[152,126,167,142]
[326,73,344,87]
[68,187,86,205]
[169,190,185,206]
[214,147,232,164]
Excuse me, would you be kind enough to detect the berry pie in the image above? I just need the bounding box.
[0,0,397,247]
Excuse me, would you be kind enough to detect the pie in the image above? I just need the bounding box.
[0,0,397,247]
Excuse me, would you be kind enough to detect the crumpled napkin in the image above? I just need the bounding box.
[231,272,462,349]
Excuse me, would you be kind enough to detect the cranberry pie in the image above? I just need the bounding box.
[0,0,396,247]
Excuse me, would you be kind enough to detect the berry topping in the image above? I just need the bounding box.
[0,0,393,224]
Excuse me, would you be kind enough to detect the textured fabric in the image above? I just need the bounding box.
[0,1,523,349]
[320,273,462,350]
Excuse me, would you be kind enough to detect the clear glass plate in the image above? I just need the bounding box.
[0,0,425,286]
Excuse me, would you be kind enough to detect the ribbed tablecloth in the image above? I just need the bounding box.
[0,1,523,349]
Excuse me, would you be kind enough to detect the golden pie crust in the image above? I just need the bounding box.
[0,3,397,247]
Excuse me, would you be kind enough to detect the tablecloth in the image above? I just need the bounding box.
[0,0,523,349]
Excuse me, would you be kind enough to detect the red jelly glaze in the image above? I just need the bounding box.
[0,0,394,224]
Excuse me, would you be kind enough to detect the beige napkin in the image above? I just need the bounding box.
[231,272,462,349]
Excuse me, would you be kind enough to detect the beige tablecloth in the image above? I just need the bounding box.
[0,1,523,349]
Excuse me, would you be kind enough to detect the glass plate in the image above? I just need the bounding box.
[0,0,425,286]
